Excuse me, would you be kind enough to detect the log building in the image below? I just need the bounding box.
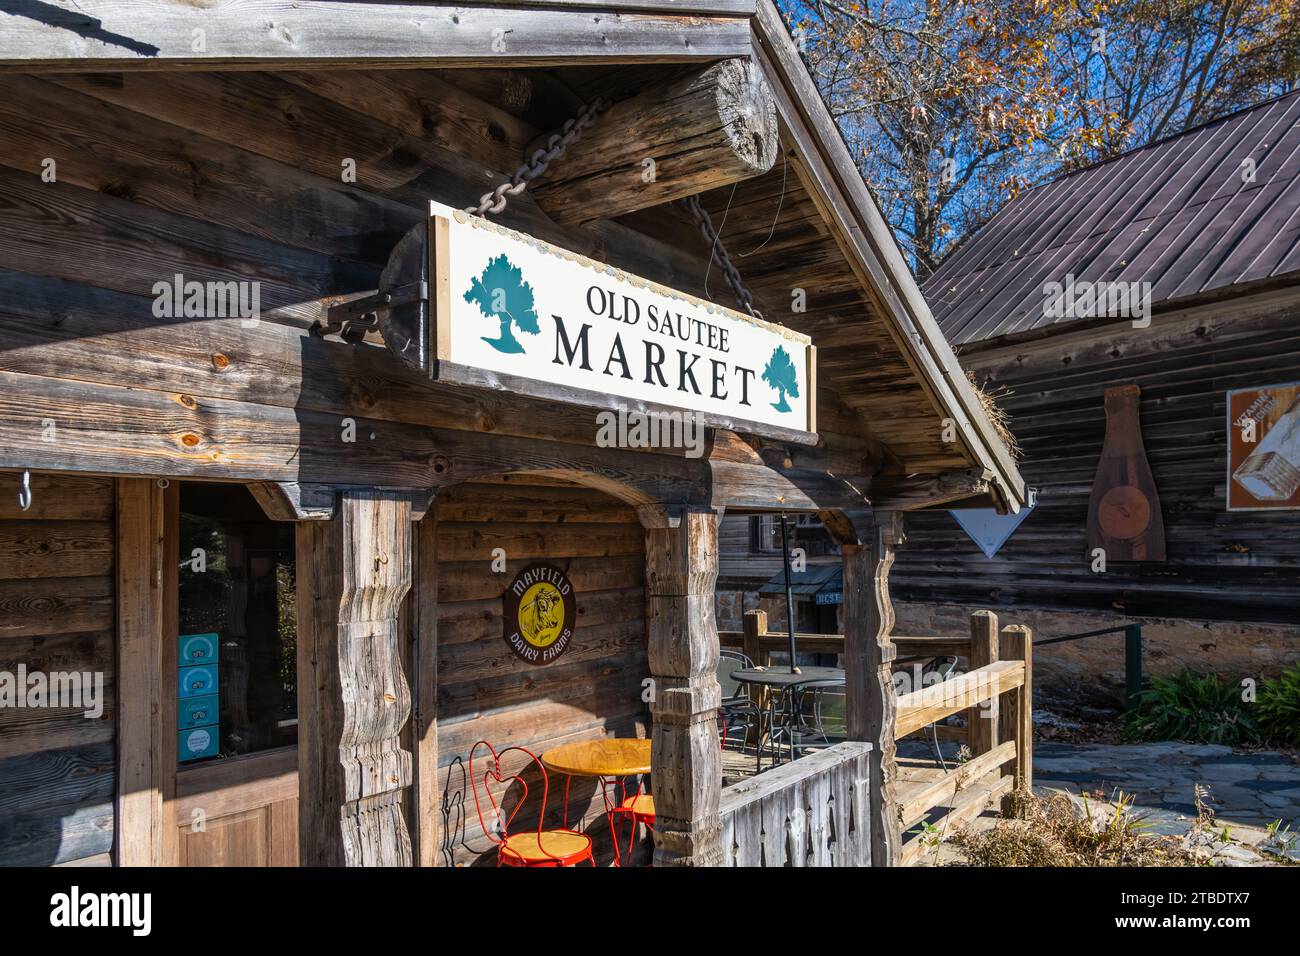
[0,0,1024,867]
[894,92,1300,698]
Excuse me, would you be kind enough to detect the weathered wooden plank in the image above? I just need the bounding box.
[0,3,751,71]
[113,477,170,866]
[0,799,115,867]
[0,75,414,264]
[0,575,113,639]
[0,521,112,579]
[896,739,1016,829]
[895,661,1025,738]
[413,510,440,866]
[967,610,999,758]
[0,473,113,521]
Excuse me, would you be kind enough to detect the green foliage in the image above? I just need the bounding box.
[1125,671,1259,746]
[1257,664,1300,747]
[761,345,800,412]
[463,254,539,354]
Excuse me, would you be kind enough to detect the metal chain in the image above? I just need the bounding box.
[465,96,612,217]
[682,194,763,320]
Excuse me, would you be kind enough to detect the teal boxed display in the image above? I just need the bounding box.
[178,663,218,698]
[178,632,218,664]
[178,694,218,730]
[178,725,219,762]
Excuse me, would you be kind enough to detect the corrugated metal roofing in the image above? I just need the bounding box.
[924,90,1300,346]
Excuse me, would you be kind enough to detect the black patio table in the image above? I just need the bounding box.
[730,666,846,773]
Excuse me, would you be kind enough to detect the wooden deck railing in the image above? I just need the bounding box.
[719,608,1033,866]
[719,740,872,867]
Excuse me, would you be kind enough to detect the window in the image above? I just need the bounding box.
[177,484,297,764]
[749,514,837,557]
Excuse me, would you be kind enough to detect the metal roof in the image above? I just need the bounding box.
[757,564,841,597]
[924,90,1300,346]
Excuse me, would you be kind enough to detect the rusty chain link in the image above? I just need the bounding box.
[682,194,763,320]
[465,96,612,217]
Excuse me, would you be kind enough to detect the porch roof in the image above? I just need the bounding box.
[0,0,1026,512]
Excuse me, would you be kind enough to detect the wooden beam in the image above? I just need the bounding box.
[412,507,440,866]
[842,511,901,867]
[645,509,723,866]
[967,610,998,759]
[297,491,415,866]
[0,2,750,72]
[895,661,1024,738]
[751,2,1026,510]
[114,477,176,865]
[532,59,777,226]
[897,739,1015,830]
[999,625,1032,798]
[869,467,995,512]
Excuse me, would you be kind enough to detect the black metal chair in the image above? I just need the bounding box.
[717,649,762,760]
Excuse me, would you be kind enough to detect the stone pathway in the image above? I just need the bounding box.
[1034,741,1300,829]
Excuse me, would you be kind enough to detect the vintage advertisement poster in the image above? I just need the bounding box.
[1227,382,1300,511]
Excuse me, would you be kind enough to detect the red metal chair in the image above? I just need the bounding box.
[469,740,595,867]
[610,781,655,862]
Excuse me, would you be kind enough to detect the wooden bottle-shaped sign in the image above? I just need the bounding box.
[1086,384,1166,561]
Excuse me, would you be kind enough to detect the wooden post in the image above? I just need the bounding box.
[297,491,415,866]
[741,607,769,715]
[967,610,999,759]
[842,511,902,867]
[999,625,1032,795]
[645,510,723,867]
[115,477,177,866]
[412,506,440,866]
[533,58,778,225]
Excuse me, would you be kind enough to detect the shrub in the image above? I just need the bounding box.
[1257,664,1300,748]
[1124,671,1258,746]
[954,790,1199,867]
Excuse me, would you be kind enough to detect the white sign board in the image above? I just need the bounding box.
[429,201,815,440]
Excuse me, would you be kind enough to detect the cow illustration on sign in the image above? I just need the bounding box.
[762,345,800,413]
[463,253,540,354]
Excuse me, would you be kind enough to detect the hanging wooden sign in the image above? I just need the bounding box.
[502,564,577,666]
[1086,384,1166,561]
[1228,382,1300,511]
[374,202,816,444]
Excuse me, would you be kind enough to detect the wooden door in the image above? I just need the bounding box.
[173,747,298,866]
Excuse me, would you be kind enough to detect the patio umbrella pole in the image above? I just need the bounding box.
[779,513,800,674]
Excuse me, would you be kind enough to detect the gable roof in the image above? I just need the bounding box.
[926,90,1300,347]
[1,0,1025,510]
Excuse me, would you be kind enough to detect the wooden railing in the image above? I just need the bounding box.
[719,741,872,867]
[720,608,1033,866]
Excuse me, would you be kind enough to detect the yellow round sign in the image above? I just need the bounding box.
[502,564,576,665]
[517,580,566,648]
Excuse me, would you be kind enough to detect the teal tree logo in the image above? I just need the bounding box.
[761,345,800,413]
[463,254,539,354]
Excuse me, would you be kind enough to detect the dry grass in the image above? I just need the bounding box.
[965,369,1022,460]
[952,789,1202,867]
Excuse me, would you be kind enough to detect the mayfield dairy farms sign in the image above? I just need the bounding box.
[428,200,815,439]
[502,564,577,666]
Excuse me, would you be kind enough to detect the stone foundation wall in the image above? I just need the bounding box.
[895,601,1300,703]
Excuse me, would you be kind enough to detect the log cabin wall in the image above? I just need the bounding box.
[892,288,1300,686]
[432,475,649,866]
[0,472,116,866]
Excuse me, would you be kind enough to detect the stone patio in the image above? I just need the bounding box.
[1034,741,1300,828]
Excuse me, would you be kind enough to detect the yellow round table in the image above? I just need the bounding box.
[541,738,652,866]
[541,738,651,777]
